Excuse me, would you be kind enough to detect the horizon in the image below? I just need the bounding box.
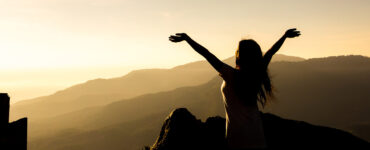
[1,0,370,102]
[4,54,367,104]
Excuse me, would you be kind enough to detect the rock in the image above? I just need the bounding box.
[150,108,369,149]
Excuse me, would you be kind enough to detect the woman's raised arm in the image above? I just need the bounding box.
[263,28,301,67]
[169,33,225,73]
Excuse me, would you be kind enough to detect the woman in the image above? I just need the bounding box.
[169,29,300,149]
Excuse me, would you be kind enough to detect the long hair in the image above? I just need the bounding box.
[235,39,274,107]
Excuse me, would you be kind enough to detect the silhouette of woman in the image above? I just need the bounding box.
[169,29,300,149]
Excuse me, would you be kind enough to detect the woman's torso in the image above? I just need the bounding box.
[221,68,267,149]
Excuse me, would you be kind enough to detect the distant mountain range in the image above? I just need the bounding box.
[9,54,370,150]
[10,54,304,121]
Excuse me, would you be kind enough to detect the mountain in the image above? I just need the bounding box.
[26,55,370,150]
[150,108,369,149]
[10,54,303,121]
[266,55,370,128]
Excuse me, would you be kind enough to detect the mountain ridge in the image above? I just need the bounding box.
[9,54,370,150]
[10,54,304,121]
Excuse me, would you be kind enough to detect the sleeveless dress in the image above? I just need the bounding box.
[219,64,267,149]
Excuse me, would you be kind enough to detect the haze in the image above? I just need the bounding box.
[1,0,370,102]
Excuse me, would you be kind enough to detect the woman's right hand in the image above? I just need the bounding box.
[169,33,189,43]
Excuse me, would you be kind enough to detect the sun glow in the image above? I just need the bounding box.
[1,0,370,102]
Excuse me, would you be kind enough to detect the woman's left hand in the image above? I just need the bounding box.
[284,28,301,38]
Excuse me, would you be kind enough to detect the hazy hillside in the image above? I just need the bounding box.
[30,77,223,150]
[27,55,370,150]
[10,54,302,121]
[266,55,370,128]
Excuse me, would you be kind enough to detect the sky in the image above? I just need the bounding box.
[1,0,370,102]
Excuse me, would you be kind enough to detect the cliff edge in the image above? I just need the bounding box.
[149,108,369,149]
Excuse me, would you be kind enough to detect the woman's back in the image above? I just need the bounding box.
[220,64,267,149]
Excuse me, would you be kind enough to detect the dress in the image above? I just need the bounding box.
[219,64,267,149]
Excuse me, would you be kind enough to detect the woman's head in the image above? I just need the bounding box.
[234,39,274,107]
[235,39,263,70]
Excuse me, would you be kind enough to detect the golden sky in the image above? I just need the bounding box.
[1,0,370,102]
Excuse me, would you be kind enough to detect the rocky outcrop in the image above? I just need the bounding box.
[0,93,27,150]
[150,108,369,149]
